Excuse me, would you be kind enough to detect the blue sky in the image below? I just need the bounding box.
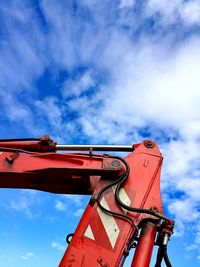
[0,0,200,266]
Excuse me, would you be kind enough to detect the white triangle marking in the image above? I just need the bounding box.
[84,225,95,240]
[97,197,120,249]
[112,186,131,213]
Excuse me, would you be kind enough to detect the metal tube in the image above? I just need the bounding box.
[163,233,169,246]
[56,144,134,152]
[131,222,157,267]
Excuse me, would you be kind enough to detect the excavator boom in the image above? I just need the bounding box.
[0,136,174,267]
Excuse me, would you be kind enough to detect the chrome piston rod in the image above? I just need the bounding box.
[56,144,134,152]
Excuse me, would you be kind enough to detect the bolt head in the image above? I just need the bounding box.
[144,140,155,148]
[111,160,121,168]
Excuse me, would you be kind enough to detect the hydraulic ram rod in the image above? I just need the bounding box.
[56,144,134,152]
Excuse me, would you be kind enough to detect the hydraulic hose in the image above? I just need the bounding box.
[96,156,137,227]
[154,245,172,267]
[0,138,40,142]
[114,157,167,220]
[96,155,165,230]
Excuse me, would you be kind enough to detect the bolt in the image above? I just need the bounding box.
[150,206,159,212]
[111,160,121,168]
[144,140,155,148]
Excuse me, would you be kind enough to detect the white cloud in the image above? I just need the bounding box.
[51,241,66,252]
[62,195,84,206]
[20,252,34,260]
[146,0,200,26]
[54,195,86,213]
[161,139,200,182]
[0,92,34,126]
[9,190,41,219]
[186,225,200,260]
[40,1,80,70]
[73,36,200,146]
[177,178,200,201]
[146,0,182,24]
[74,208,84,217]
[55,200,67,211]
[62,70,96,99]
[167,198,200,237]
[181,1,200,25]
[0,1,45,91]
[119,0,135,9]
[168,199,199,223]
[35,97,63,130]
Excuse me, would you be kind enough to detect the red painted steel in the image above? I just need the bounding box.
[0,152,122,194]
[0,135,56,152]
[131,222,157,267]
[59,141,164,267]
[0,137,171,267]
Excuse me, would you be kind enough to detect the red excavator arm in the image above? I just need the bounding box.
[0,136,174,267]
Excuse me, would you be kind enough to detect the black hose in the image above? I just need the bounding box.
[154,245,172,267]
[154,246,163,267]
[66,233,74,244]
[96,155,173,266]
[114,157,166,220]
[97,155,166,228]
[96,156,137,227]
[163,246,172,267]
[0,138,40,142]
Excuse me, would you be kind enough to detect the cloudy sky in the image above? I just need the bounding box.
[0,0,200,266]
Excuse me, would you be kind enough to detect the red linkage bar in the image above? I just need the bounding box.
[0,152,123,194]
[0,135,56,152]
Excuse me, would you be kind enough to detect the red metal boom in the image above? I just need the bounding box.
[0,136,174,267]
